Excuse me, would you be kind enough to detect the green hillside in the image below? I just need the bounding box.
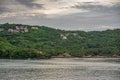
[0,23,120,59]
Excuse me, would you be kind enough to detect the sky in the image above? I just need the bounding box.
[0,0,120,31]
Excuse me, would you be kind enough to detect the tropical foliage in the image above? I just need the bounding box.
[0,23,120,59]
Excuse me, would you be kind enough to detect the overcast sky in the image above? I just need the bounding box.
[0,0,120,31]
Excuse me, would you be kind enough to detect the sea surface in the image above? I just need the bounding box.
[0,58,120,80]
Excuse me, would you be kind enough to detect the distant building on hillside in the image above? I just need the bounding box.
[8,26,29,33]
[60,34,67,40]
[24,26,29,32]
[31,27,38,29]
[15,26,28,33]
[8,29,14,33]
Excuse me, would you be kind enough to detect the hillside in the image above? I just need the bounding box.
[0,23,120,59]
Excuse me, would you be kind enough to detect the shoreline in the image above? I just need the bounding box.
[0,56,120,60]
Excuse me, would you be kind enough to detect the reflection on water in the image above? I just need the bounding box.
[0,58,120,80]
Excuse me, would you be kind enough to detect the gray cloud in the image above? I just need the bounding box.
[0,0,5,5]
[72,2,120,16]
[0,0,120,31]
[16,0,44,9]
[0,0,19,13]
[0,7,10,14]
[0,0,6,13]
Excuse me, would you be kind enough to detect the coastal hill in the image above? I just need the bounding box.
[0,23,120,59]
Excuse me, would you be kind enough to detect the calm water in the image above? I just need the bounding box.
[0,58,120,80]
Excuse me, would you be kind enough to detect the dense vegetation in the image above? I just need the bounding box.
[0,23,120,59]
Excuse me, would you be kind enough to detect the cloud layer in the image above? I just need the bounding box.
[0,0,120,31]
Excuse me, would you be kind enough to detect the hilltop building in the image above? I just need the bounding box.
[31,27,38,29]
[16,26,29,33]
[8,26,29,33]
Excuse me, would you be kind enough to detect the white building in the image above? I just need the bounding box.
[8,29,14,33]
[60,34,67,40]
[31,27,38,29]
[24,26,29,32]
